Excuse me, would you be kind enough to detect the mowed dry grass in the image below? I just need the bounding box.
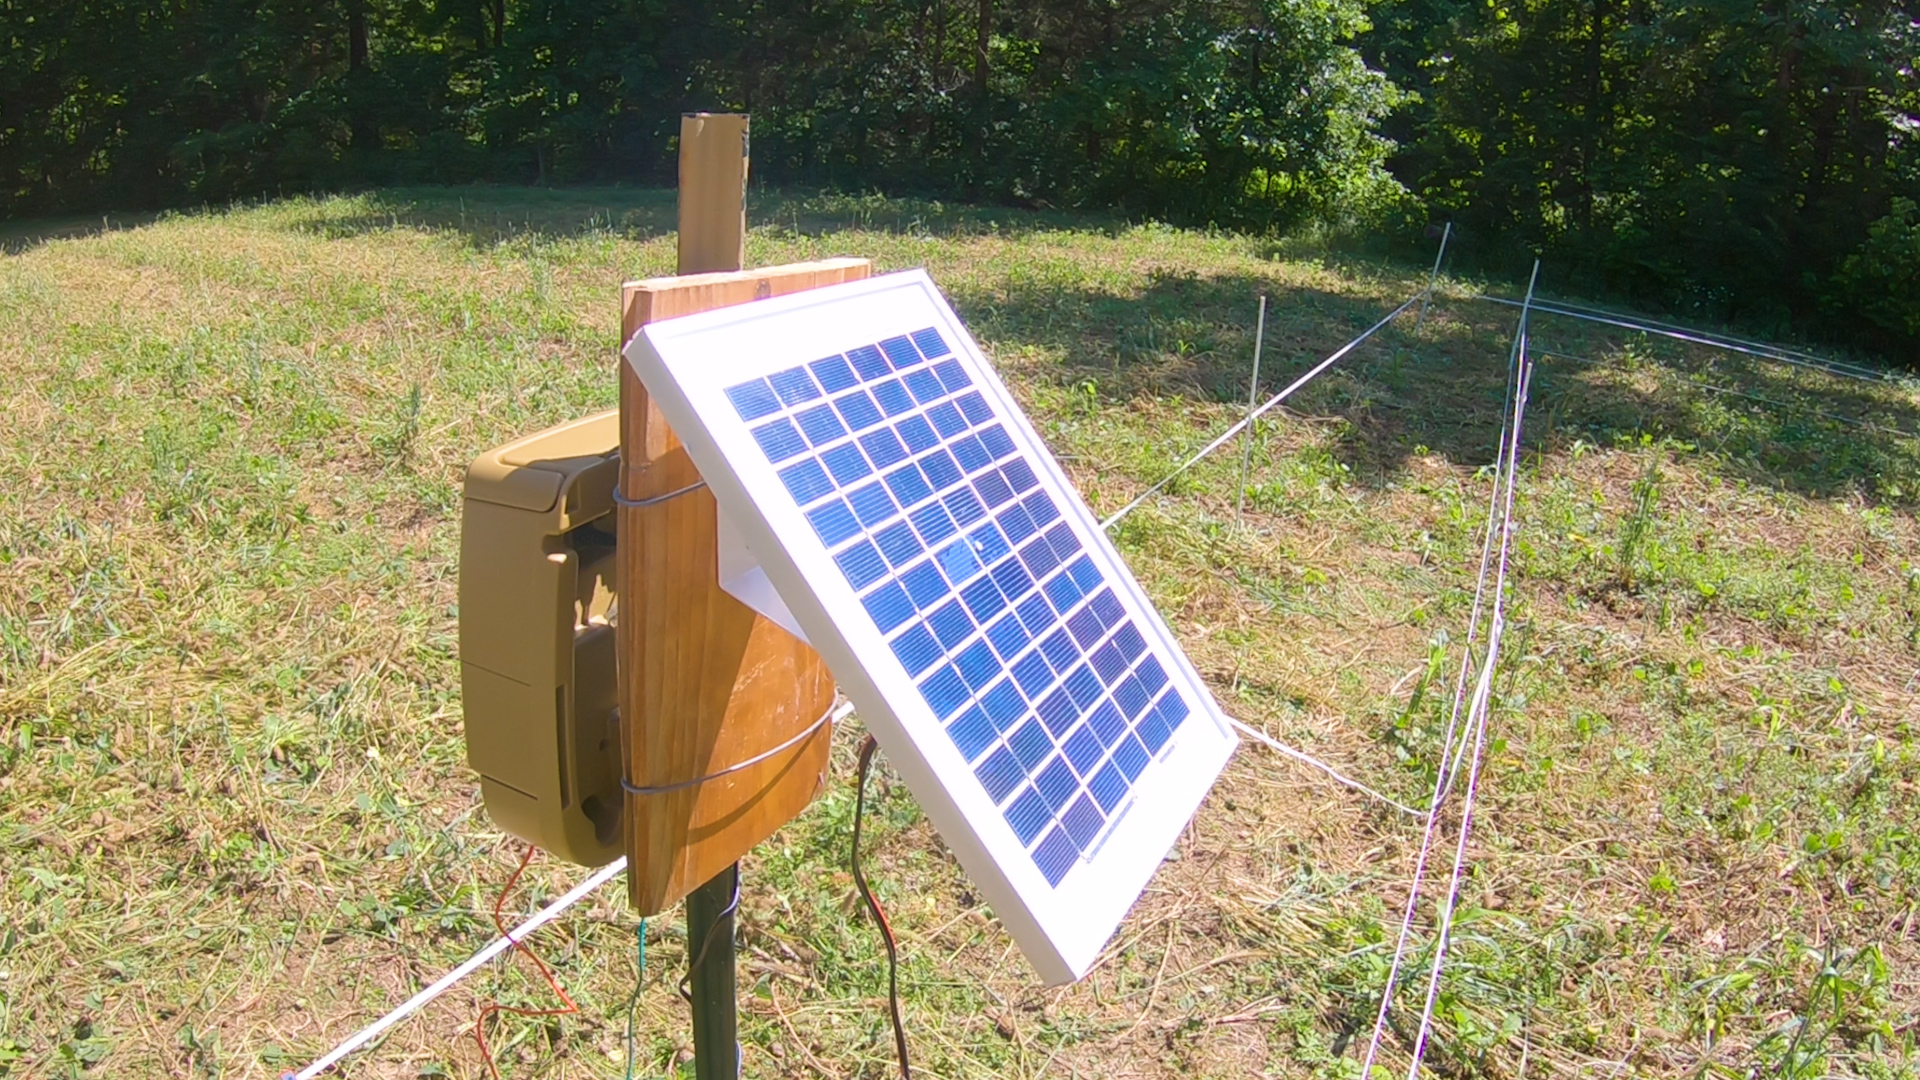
[2,188,1918,1079]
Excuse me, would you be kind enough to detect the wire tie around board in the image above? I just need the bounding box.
[620,703,847,798]
[612,480,708,509]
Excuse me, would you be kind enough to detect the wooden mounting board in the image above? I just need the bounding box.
[619,257,872,915]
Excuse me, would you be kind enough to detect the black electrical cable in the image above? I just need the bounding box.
[852,735,912,1080]
[677,872,740,1004]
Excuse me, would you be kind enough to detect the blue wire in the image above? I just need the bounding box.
[624,917,647,1080]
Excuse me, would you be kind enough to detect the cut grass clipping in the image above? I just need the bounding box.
[2,188,1918,1079]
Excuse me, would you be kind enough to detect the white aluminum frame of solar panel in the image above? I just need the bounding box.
[623,269,1238,984]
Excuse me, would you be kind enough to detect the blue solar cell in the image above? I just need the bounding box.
[1067,554,1102,593]
[910,326,950,359]
[919,449,963,490]
[948,706,996,762]
[847,344,890,380]
[883,464,933,507]
[1064,665,1104,710]
[1157,690,1190,730]
[954,640,999,691]
[821,443,874,486]
[926,598,973,649]
[1062,724,1103,775]
[1061,795,1103,851]
[914,502,960,548]
[891,624,942,676]
[1115,674,1151,719]
[874,521,923,568]
[1011,650,1054,697]
[879,335,922,369]
[1033,826,1078,885]
[1066,606,1104,648]
[984,612,1030,661]
[864,581,914,633]
[779,459,834,505]
[976,746,1023,803]
[998,502,1037,543]
[1086,700,1126,747]
[1114,623,1146,661]
[959,574,1007,623]
[810,354,858,392]
[895,414,938,453]
[970,522,1010,564]
[1006,788,1051,845]
[769,366,823,405]
[726,379,781,421]
[1020,535,1060,579]
[1003,459,1039,495]
[859,428,909,469]
[846,481,897,527]
[920,664,970,720]
[1137,656,1168,695]
[902,561,949,608]
[1038,628,1079,672]
[956,390,992,424]
[934,534,979,583]
[981,679,1026,730]
[1014,592,1055,635]
[1024,490,1060,527]
[950,434,991,473]
[1090,639,1127,685]
[975,471,1015,509]
[990,557,1034,602]
[795,404,848,447]
[836,541,887,591]
[1045,522,1079,559]
[1089,762,1128,812]
[944,487,986,526]
[1035,688,1077,736]
[1113,734,1150,780]
[979,425,1017,461]
[1137,711,1172,753]
[834,390,884,431]
[932,357,970,392]
[1042,571,1082,614]
[928,401,968,437]
[872,379,916,417]
[904,368,945,404]
[1008,719,1051,769]
[806,500,861,547]
[1091,587,1125,628]
[752,419,808,463]
[1035,757,1077,811]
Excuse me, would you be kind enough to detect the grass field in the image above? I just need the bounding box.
[2,187,1918,1080]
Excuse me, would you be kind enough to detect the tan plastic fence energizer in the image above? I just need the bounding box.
[459,409,623,866]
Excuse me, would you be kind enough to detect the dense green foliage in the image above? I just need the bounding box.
[3,0,1917,349]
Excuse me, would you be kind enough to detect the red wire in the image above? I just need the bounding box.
[473,843,580,1078]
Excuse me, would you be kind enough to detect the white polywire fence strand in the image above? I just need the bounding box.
[287,855,629,1080]
[1496,294,1878,376]
[1356,262,1539,1080]
[1225,717,1426,818]
[1405,345,1536,1080]
[1480,295,1886,383]
[1098,290,1423,531]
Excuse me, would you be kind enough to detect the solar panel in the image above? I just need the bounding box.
[624,270,1237,983]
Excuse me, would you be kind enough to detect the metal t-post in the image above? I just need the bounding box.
[686,864,740,1080]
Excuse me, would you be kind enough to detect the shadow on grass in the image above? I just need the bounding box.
[288,185,1133,248]
[950,268,1920,508]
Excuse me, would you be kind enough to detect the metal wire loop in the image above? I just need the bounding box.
[620,702,846,798]
[612,480,708,509]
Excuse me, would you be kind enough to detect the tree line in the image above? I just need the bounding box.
[4,0,1916,350]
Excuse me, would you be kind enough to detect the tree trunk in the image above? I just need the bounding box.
[491,0,504,48]
[348,0,376,151]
